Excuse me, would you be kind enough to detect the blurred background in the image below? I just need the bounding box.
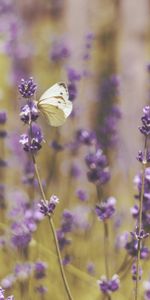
[0,0,150,299]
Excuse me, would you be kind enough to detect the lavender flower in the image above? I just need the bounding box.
[39,195,59,216]
[144,281,150,300]
[85,149,110,185]
[67,68,81,82]
[57,229,71,250]
[95,197,116,221]
[137,150,150,163]
[11,222,32,249]
[132,167,150,230]
[14,262,33,281]
[67,66,81,101]
[19,124,43,153]
[98,274,120,294]
[50,140,64,151]
[1,274,15,289]
[0,287,14,300]
[0,287,5,300]
[0,112,7,124]
[34,261,47,279]
[68,82,77,102]
[125,234,149,259]
[76,129,97,146]
[131,263,143,281]
[139,106,150,136]
[18,77,37,98]
[76,189,88,201]
[35,285,48,295]
[50,39,70,63]
[20,101,39,124]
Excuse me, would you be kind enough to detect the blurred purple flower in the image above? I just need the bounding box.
[68,82,77,101]
[76,129,97,146]
[0,112,7,124]
[50,39,70,63]
[96,197,116,221]
[87,262,95,275]
[76,189,88,201]
[1,274,15,290]
[11,222,32,249]
[34,261,47,279]
[0,286,14,300]
[57,229,71,251]
[144,281,150,300]
[35,285,48,295]
[67,68,81,82]
[131,263,143,281]
[14,262,33,281]
[85,149,110,185]
[50,140,64,151]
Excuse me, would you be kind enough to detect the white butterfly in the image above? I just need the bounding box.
[37,82,72,127]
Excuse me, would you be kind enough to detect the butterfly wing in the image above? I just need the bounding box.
[39,82,69,102]
[39,103,66,127]
[37,82,72,127]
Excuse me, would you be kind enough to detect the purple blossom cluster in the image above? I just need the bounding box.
[95,197,116,221]
[18,77,37,98]
[85,148,110,185]
[39,195,59,216]
[98,274,120,294]
[19,124,43,153]
[50,38,70,63]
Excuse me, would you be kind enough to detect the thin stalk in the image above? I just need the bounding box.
[32,155,74,300]
[96,187,111,300]
[103,221,110,279]
[135,136,147,300]
[28,114,73,300]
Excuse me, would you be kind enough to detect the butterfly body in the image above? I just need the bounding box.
[37,82,72,127]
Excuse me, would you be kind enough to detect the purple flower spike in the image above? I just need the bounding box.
[18,77,37,98]
[139,106,150,136]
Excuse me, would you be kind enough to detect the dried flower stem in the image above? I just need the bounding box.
[103,221,110,279]
[32,156,74,300]
[28,118,73,300]
[135,136,147,300]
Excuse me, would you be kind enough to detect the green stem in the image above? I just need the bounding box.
[135,136,147,300]
[32,155,74,300]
